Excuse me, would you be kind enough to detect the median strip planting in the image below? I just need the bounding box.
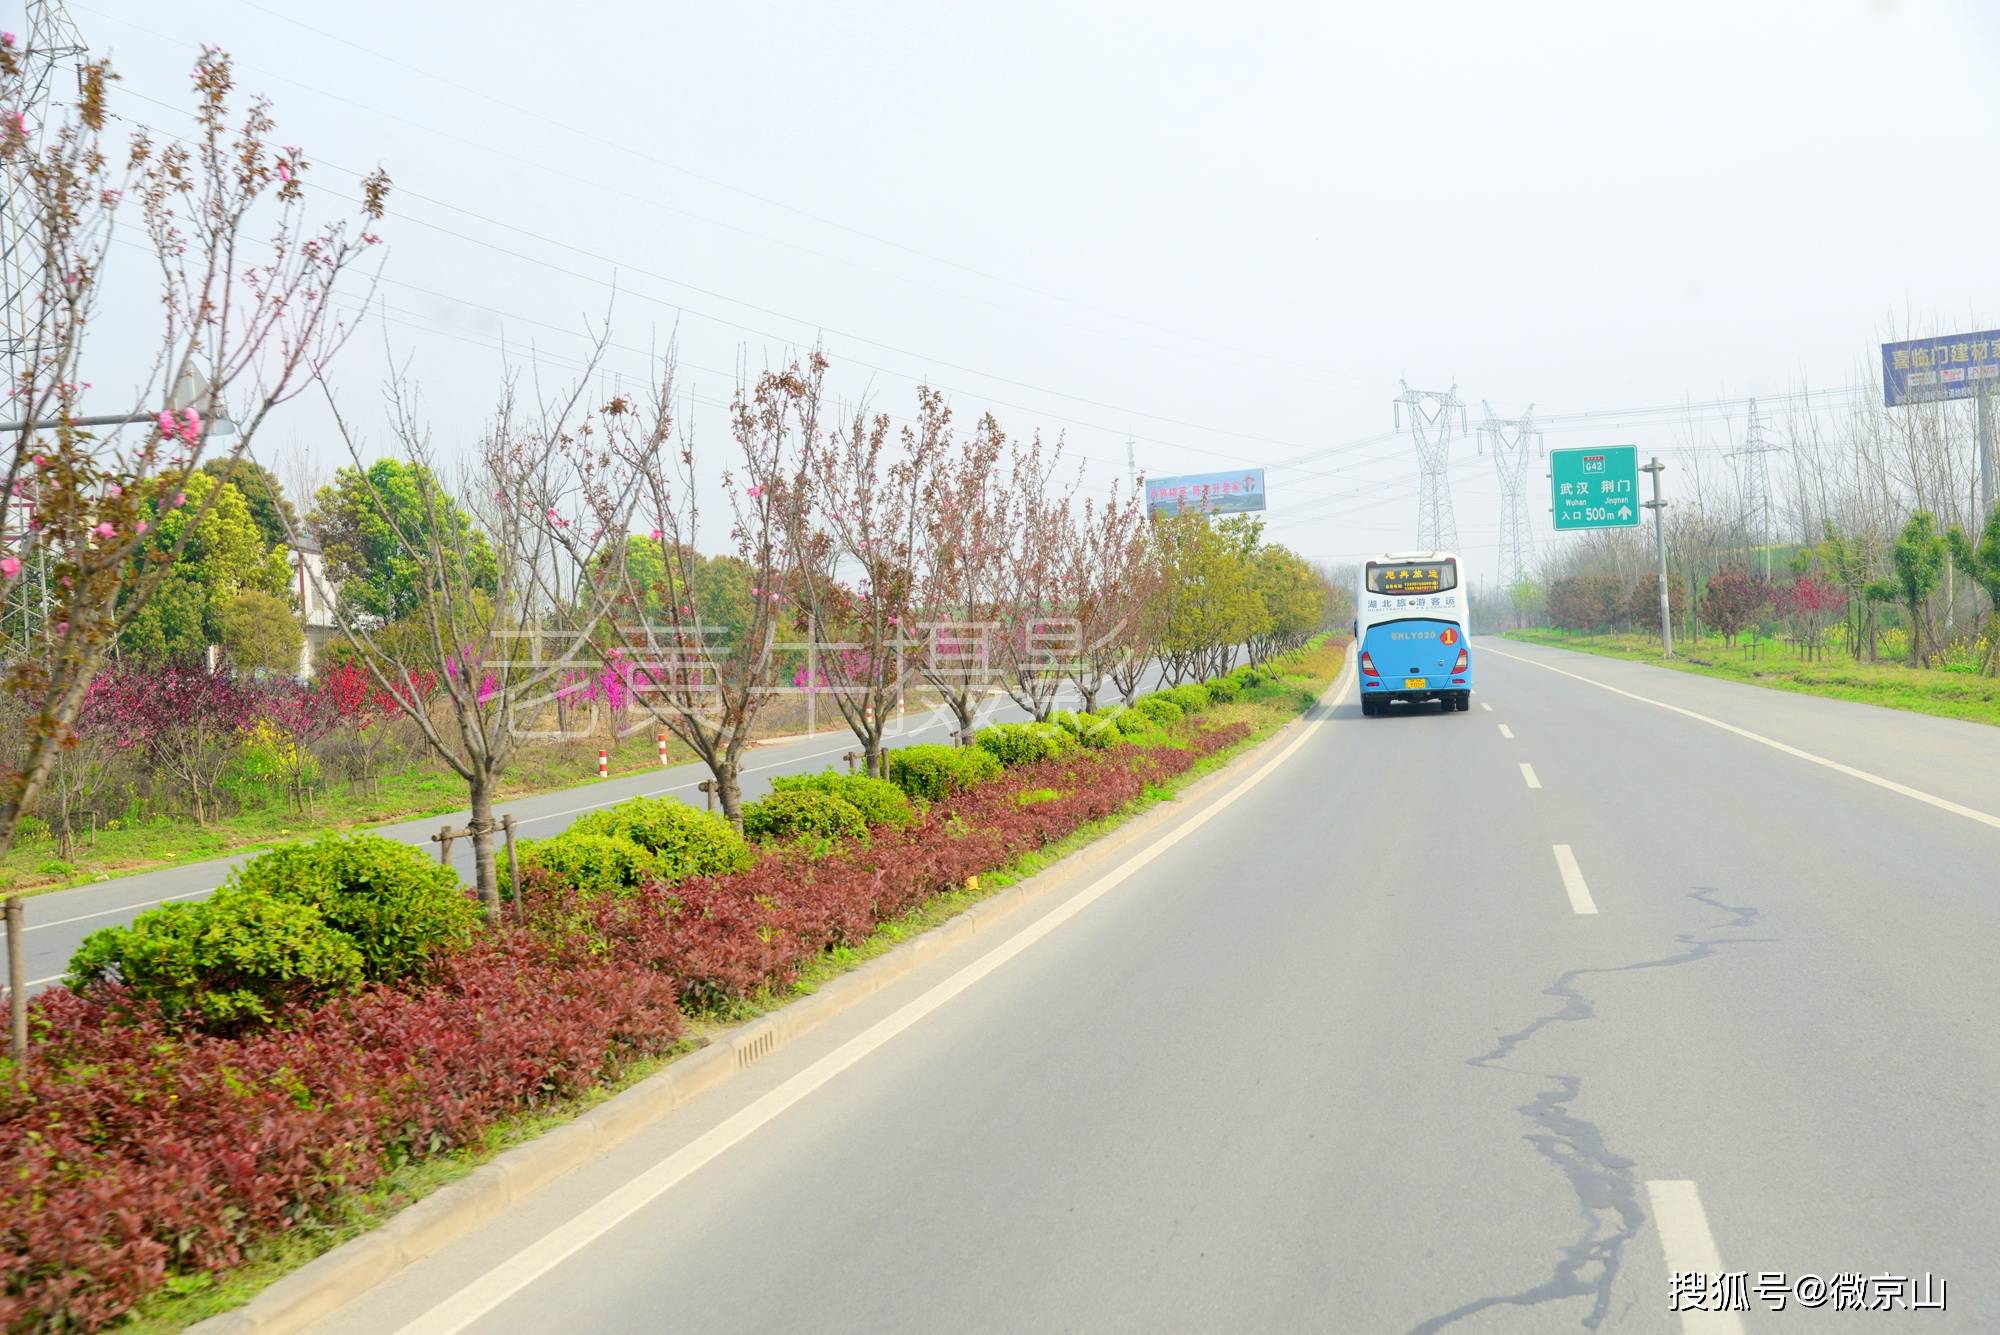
[0,648,1333,1332]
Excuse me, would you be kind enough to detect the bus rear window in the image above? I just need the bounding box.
[1366,561,1456,595]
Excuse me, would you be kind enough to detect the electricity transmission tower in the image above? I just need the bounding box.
[2,1,88,653]
[1394,380,1466,552]
[1728,397,1785,579]
[1,0,87,383]
[1479,402,1543,587]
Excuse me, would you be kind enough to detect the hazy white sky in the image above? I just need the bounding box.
[48,0,2000,568]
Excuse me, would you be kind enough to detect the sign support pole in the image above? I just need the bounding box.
[1980,385,1995,520]
[1641,457,1672,659]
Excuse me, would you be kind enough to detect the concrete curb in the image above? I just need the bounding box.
[190,681,1336,1335]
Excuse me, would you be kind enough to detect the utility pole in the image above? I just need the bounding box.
[1641,456,1672,658]
[1479,402,1543,587]
[1394,380,1466,552]
[1728,397,1785,581]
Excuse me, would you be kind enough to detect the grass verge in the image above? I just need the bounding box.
[123,640,1341,1333]
[1502,628,2000,728]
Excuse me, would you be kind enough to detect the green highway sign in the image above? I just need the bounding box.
[1550,445,1640,530]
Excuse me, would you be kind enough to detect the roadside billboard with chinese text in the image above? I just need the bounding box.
[1145,468,1266,518]
[1881,330,2000,407]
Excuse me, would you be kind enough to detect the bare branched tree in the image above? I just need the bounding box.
[311,333,631,915]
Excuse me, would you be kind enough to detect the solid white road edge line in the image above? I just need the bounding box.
[1645,1179,1745,1335]
[1482,644,2000,832]
[1552,844,1597,915]
[1519,762,1541,789]
[391,657,1355,1335]
[1497,723,1513,738]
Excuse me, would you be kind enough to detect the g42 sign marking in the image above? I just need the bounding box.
[1550,445,1639,530]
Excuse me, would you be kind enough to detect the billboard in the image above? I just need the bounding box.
[1146,468,1266,518]
[1881,330,2000,407]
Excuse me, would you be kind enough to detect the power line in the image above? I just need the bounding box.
[81,0,1351,386]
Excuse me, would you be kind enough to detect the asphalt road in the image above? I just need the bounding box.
[16,683,1136,990]
[309,636,2000,1334]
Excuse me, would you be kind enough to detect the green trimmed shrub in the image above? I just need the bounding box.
[518,831,660,898]
[887,743,1002,800]
[569,796,754,883]
[1131,695,1183,726]
[1060,710,1118,749]
[1201,676,1239,704]
[742,789,868,845]
[975,721,1077,766]
[1112,708,1158,737]
[769,769,914,827]
[1160,683,1210,714]
[68,890,366,1031]
[224,833,478,983]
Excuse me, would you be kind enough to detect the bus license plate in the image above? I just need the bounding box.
[1403,676,1427,689]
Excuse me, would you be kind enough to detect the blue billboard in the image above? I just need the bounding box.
[1146,468,1267,518]
[1881,330,2000,406]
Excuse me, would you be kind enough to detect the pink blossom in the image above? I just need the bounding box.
[745,485,765,499]
[750,586,761,596]
[95,522,116,539]
[649,528,662,541]
[169,492,186,509]
[276,163,293,184]
[105,483,121,498]
[0,556,19,579]
[135,520,148,534]
[362,233,382,246]
[1,32,15,47]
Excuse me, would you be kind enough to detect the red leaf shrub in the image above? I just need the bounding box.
[0,715,1254,1329]
[0,933,684,1331]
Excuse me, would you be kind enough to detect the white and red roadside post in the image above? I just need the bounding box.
[597,748,609,779]
[657,732,668,766]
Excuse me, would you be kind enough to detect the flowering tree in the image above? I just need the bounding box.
[783,384,947,775]
[90,663,250,824]
[990,430,1076,721]
[1772,574,1846,661]
[1063,480,1149,710]
[1698,565,1767,648]
[581,351,805,825]
[0,44,387,861]
[315,342,633,916]
[916,410,1008,738]
[254,677,337,810]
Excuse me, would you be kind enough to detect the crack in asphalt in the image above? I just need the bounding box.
[1408,889,1771,1334]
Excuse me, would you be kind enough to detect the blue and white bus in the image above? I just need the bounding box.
[1355,551,1471,715]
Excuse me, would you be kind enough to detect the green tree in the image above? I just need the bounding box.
[1156,513,1263,681]
[1890,511,1947,667]
[201,456,299,550]
[309,459,497,622]
[219,589,305,673]
[120,471,292,662]
[1947,507,2000,675]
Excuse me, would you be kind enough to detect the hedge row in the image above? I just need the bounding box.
[4,716,1256,1331]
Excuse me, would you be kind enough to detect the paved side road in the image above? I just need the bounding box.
[303,637,2000,1333]
[17,679,1148,989]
